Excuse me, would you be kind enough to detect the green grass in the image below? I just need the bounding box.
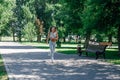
[70,49,120,64]
[0,54,8,80]
[21,42,77,54]
[105,49,120,65]
[56,48,77,54]
[58,49,120,65]
[21,42,120,65]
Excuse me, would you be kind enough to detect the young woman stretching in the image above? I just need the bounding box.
[47,26,58,62]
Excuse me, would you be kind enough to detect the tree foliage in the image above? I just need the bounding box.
[23,22,36,41]
[0,0,15,37]
[0,0,120,54]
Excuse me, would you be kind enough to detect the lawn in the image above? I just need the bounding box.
[0,54,8,80]
[105,49,120,65]
[21,42,120,65]
[21,42,78,54]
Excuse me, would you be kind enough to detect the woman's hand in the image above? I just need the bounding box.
[51,38,57,42]
[46,40,48,44]
[46,38,49,44]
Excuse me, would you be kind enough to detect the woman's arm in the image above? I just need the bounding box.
[55,32,58,41]
[50,32,58,42]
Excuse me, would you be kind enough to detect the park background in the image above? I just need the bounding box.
[0,0,120,79]
[0,0,120,54]
[0,0,120,61]
[0,0,120,57]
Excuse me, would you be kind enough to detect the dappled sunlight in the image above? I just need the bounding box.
[9,74,43,80]
[4,53,120,80]
[0,0,120,79]
[5,57,120,80]
[0,42,120,80]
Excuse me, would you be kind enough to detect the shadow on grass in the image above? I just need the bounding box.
[82,50,120,59]
[105,51,120,64]
[36,46,49,49]
[106,51,119,59]
[36,46,76,49]
[36,46,120,59]
[36,46,77,55]
[57,50,77,54]
[81,50,120,64]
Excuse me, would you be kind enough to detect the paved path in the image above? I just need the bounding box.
[0,42,120,80]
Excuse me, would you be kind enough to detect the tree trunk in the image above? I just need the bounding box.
[108,34,112,42]
[57,39,61,47]
[68,36,72,43]
[13,33,15,42]
[76,35,79,43]
[36,18,42,42]
[18,31,21,42]
[0,36,1,41]
[63,37,66,43]
[12,28,15,42]
[118,26,120,55]
[37,34,41,42]
[36,25,41,42]
[85,32,91,49]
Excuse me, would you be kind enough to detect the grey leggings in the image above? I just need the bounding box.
[49,41,56,57]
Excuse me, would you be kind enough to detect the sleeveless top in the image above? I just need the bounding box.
[50,32,57,39]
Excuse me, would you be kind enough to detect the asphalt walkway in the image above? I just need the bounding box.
[0,42,120,80]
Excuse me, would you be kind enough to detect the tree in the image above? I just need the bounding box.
[104,1,120,54]
[14,0,36,42]
[0,0,15,41]
[82,0,120,55]
[94,0,120,54]
[14,0,25,42]
[81,0,105,47]
[23,22,36,41]
[34,0,46,42]
[53,0,85,43]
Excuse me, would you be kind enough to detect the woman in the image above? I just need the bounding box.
[47,26,58,62]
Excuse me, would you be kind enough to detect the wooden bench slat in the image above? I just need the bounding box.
[85,41,111,59]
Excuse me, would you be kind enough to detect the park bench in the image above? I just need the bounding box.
[78,41,112,59]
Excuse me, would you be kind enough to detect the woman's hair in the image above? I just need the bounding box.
[49,26,57,32]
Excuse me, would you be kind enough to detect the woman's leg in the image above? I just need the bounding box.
[52,42,56,54]
[49,41,53,55]
[51,42,56,61]
[49,41,54,62]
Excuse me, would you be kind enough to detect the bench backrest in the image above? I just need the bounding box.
[86,41,111,53]
[86,44,107,53]
[99,42,112,46]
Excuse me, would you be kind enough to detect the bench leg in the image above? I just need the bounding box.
[103,53,105,59]
[96,52,105,59]
[79,52,82,56]
[96,52,99,59]
[86,52,88,56]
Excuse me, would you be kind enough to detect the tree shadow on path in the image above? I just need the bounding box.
[0,43,120,80]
